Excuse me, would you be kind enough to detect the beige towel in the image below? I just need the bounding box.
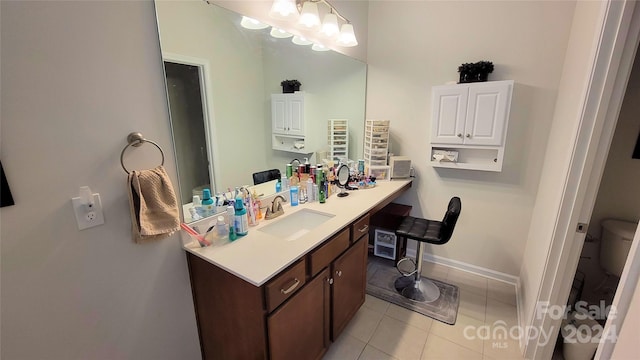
[128,165,180,243]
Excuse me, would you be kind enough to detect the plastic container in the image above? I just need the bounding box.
[234,197,249,236]
[201,189,215,217]
[216,216,228,239]
[290,186,299,206]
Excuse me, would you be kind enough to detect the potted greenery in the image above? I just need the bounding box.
[281,79,301,93]
[458,61,494,83]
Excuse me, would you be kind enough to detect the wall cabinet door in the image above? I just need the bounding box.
[268,268,330,360]
[271,93,305,136]
[431,86,468,144]
[331,236,367,340]
[464,81,510,145]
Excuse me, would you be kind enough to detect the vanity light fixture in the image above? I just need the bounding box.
[270,27,293,38]
[240,16,269,30]
[268,0,358,48]
[292,35,313,46]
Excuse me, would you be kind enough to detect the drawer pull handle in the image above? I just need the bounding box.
[358,225,369,233]
[280,278,301,295]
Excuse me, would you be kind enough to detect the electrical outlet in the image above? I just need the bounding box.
[72,193,105,230]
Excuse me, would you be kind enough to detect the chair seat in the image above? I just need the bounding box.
[396,216,444,244]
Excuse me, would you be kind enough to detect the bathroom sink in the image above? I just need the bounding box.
[259,209,335,241]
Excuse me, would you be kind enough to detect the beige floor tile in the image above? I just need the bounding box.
[482,338,523,359]
[368,316,429,360]
[430,313,485,353]
[458,290,487,322]
[364,294,390,314]
[447,268,488,296]
[487,279,517,306]
[422,333,483,360]
[323,334,366,360]
[385,303,433,331]
[358,345,398,360]
[485,297,518,328]
[344,306,385,343]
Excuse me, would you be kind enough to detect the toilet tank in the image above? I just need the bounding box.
[600,219,637,277]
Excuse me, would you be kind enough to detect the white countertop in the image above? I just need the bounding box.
[183,179,412,287]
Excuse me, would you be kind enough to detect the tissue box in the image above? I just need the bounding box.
[432,149,459,162]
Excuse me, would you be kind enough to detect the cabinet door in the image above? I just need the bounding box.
[287,95,305,136]
[464,82,511,146]
[268,268,330,360]
[431,86,467,144]
[272,95,287,134]
[331,237,367,340]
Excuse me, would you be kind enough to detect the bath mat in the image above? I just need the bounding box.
[366,256,460,325]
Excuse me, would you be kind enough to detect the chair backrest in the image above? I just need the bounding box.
[440,196,462,243]
[252,169,281,185]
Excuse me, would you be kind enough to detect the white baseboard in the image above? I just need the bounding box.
[405,248,519,285]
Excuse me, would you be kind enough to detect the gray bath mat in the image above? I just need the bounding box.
[366,256,459,325]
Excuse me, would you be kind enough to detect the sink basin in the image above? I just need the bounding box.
[259,209,335,241]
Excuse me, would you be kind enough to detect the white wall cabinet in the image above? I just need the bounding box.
[430,80,513,172]
[271,92,319,154]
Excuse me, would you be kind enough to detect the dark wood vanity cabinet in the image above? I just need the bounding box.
[186,213,370,360]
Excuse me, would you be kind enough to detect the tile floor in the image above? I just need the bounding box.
[323,261,523,360]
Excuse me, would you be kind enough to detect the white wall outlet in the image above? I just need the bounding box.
[72,193,105,230]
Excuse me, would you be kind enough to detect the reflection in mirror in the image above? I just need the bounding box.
[154,0,367,222]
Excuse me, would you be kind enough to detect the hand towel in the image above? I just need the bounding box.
[128,165,180,243]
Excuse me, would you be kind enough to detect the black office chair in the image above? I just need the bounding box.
[394,197,461,303]
[252,169,281,185]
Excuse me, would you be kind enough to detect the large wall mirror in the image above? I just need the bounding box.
[154,0,367,222]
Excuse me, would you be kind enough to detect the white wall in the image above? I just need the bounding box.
[589,53,640,237]
[366,0,576,276]
[518,0,603,344]
[0,1,201,359]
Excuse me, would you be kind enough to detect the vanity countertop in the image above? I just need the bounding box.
[183,179,412,287]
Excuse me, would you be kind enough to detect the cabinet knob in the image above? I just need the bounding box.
[327,278,334,285]
[466,134,471,138]
[457,133,462,138]
[336,270,342,277]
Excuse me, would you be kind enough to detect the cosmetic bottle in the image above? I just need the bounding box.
[216,216,228,239]
[281,175,289,191]
[234,196,249,236]
[306,178,314,202]
[319,182,326,203]
[275,178,281,193]
[304,157,311,174]
[290,186,299,206]
[201,189,215,217]
[226,204,235,227]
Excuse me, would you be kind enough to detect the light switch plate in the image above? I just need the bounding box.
[72,193,105,230]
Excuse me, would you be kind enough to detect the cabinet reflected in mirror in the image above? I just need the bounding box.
[154,0,367,222]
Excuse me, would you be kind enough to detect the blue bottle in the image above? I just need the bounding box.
[290,186,299,206]
[234,196,249,236]
[201,189,215,217]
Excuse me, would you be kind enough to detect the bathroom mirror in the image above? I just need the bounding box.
[154,0,367,222]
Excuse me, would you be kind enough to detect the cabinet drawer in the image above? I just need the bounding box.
[351,214,370,242]
[309,228,350,277]
[266,259,307,313]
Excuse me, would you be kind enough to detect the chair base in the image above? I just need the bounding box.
[394,276,441,303]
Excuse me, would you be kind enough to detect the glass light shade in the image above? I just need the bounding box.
[240,16,269,30]
[292,35,313,46]
[320,13,339,37]
[270,27,293,38]
[337,23,358,47]
[269,0,298,20]
[311,43,330,52]
[298,2,320,28]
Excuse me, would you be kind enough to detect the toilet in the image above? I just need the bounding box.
[600,219,637,277]
[560,311,602,360]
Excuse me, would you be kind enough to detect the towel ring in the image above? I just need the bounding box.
[120,132,165,174]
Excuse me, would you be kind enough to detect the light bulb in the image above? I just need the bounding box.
[269,0,298,20]
[270,27,293,39]
[292,35,313,46]
[240,16,269,30]
[298,1,320,29]
[312,43,330,52]
[320,13,339,38]
[337,23,358,47]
